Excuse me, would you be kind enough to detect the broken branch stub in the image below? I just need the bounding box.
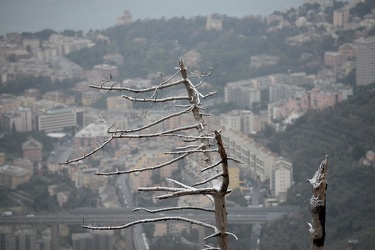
[308,156,328,250]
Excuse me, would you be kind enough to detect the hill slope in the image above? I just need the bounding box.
[261,90,375,249]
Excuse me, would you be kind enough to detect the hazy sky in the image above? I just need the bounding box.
[0,0,304,35]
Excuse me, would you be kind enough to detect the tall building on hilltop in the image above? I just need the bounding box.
[355,36,375,86]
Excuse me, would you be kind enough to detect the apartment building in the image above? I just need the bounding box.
[220,130,293,201]
[72,231,113,250]
[206,14,223,31]
[333,5,350,27]
[338,43,355,59]
[355,36,375,86]
[250,55,279,69]
[75,168,109,190]
[224,80,260,109]
[42,91,75,105]
[106,95,132,111]
[221,130,277,182]
[271,158,293,202]
[223,110,254,134]
[0,94,21,121]
[93,64,119,79]
[42,34,94,56]
[128,152,178,190]
[269,83,306,103]
[1,107,32,132]
[81,91,101,107]
[37,107,77,133]
[324,51,343,68]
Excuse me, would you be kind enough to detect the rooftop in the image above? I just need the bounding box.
[0,165,31,176]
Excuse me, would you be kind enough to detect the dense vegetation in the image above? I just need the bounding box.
[0,76,81,96]
[260,88,375,249]
[65,14,336,93]
[0,131,53,160]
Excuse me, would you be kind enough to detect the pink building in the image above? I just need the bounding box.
[270,86,352,121]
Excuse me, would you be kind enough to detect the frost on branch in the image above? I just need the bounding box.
[308,156,328,250]
[61,58,238,250]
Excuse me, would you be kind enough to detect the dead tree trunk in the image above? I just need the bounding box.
[308,156,328,250]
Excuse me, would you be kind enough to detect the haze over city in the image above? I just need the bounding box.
[1,0,375,249]
[0,0,303,35]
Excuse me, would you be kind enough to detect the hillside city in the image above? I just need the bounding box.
[0,0,375,249]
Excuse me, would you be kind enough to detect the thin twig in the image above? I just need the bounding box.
[122,95,189,103]
[155,188,218,200]
[89,78,184,92]
[193,172,224,187]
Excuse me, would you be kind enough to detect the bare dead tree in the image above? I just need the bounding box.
[308,156,328,250]
[61,58,239,250]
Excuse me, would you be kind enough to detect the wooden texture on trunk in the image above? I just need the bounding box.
[180,59,230,249]
[308,156,328,250]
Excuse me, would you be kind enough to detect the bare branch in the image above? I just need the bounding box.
[150,69,182,99]
[176,144,203,150]
[193,172,224,187]
[89,78,185,93]
[137,187,185,192]
[163,133,214,141]
[166,178,194,189]
[204,232,238,241]
[188,66,214,78]
[108,105,194,134]
[228,157,244,164]
[166,178,215,203]
[60,135,114,164]
[201,160,222,173]
[164,148,219,155]
[201,91,217,99]
[204,245,220,250]
[100,74,112,88]
[155,188,218,200]
[95,151,190,176]
[133,206,214,213]
[122,94,189,103]
[115,124,200,139]
[82,216,218,232]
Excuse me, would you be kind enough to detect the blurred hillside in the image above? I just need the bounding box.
[261,88,375,249]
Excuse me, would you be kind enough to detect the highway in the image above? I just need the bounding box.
[0,206,299,226]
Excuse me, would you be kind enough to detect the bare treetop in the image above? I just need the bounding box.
[62,58,239,250]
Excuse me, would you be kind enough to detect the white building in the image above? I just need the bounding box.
[221,130,293,202]
[37,108,77,133]
[224,80,261,109]
[269,83,306,102]
[271,158,293,202]
[355,36,375,86]
[222,110,255,135]
[1,107,32,132]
